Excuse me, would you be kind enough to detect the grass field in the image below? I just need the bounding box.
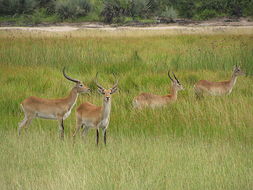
[0,28,253,189]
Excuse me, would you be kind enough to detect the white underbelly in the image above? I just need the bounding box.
[36,110,72,120]
[83,120,96,128]
[37,113,57,120]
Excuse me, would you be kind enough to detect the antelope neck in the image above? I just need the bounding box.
[102,98,111,120]
[65,87,79,109]
[168,86,178,100]
[229,73,238,90]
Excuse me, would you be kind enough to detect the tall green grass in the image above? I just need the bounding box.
[0,30,252,189]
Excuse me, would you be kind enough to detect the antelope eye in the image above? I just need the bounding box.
[79,84,83,87]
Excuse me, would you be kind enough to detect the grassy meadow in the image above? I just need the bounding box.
[0,28,253,189]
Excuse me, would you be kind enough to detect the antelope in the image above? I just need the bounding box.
[133,71,184,109]
[18,68,90,138]
[73,73,118,145]
[194,65,244,98]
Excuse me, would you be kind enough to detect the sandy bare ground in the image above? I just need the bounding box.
[0,26,80,32]
[0,17,253,32]
[1,20,253,36]
[0,25,253,32]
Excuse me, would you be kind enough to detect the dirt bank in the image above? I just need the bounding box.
[0,18,253,32]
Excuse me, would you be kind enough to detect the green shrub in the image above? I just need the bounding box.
[175,0,196,18]
[1,0,253,23]
[38,0,56,14]
[195,9,219,20]
[55,0,91,19]
[28,8,59,24]
[101,0,152,23]
[160,6,178,21]
[101,0,126,23]
[128,0,152,19]
[242,1,253,17]
[0,0,38,15]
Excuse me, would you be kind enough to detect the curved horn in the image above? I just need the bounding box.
[63,67,80,83]
[95,72,105,89]
[172,72,180,83]
[168,70,174,82]
[111,73,118,89]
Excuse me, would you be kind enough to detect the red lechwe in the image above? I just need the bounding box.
[194,65,244,98]
[133,71,184,109]
[73,73,118,145]
[18,68,90,138]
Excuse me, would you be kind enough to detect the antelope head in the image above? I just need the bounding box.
[233,65,245,77]
[95,73,118,102]
[63,68,90,93]
[168,71,184,91]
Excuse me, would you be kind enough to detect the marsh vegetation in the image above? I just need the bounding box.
[0,29,252,189]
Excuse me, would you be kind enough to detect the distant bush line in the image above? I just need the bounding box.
[0,0,253,24]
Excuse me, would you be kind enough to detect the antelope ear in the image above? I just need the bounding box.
[110,87,118,94]
[97,88,104,94]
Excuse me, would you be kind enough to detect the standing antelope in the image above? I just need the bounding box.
[18,68,90,138]
[194,65,244,98]
[133,71,184,109]
[73,73,118,145]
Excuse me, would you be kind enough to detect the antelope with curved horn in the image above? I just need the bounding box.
[18,68,90,138]
[133,71,184,109]
[73,73,118,145]
[194,65,244,98]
